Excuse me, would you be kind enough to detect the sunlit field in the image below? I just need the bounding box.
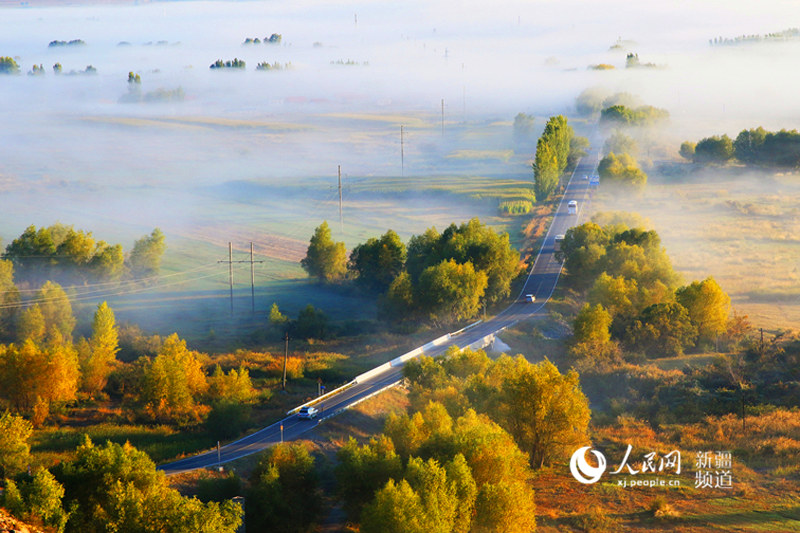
[591,166,800,331]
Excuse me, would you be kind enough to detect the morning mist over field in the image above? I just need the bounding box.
[2,0,800,331]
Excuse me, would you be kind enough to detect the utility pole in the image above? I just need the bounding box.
[441,98,445,137]
[228,243,233,317]
[338,165,343,233]
[218,242,264,317]
[400,125,405,176]
[282,331,289,390]
[250,242,256,315]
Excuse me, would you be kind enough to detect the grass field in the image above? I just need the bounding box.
[49,110,545,346]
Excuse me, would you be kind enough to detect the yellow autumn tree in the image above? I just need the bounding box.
[140,333,209,425]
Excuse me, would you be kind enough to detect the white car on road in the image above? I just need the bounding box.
[298,406,319,420]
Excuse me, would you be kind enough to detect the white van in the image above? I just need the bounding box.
[568,200,578,215]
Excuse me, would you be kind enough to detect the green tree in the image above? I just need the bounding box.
[0,411,33,478]
[573,303,612,343]
[626,302,697,356]
[3,469,67,532]
[336,435,403,520]
[36,281,76,343]
[90,242,124,280]
[417,259,488,324]
[360,479,427,533]
[676,277,731,345]
[588,272,639,317]
[406,227,442,281]
[0,259,20,339]
[693,134,734,164]
[533,123,566,202]
[349,229,407,292]
[80,301,119,396]
[679,141,696,161]
[140,333,209,425]
[56,437,242,533]
[17,304,46,344]
[246,442,321,533]
[292,304,329,340]
[4,224,124,284]
[268,302,288,329]
[128,228,166,279]
[598,152,648,189]
[445,454,477,533]
[0,56,20,74]
[559,222,610,283]
[600,104,669,127]
[379,271,416,320]
[4,225,56,280]
[733,127,767,164]
[438,218,520,303]
[301,221,347,282]
[205,365,256,439]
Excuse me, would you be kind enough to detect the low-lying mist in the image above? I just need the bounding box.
[2,0,800,336]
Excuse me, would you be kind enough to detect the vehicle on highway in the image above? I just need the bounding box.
[568,200,577,215]
[298,406,318,419]
[583,174,589,180]
[554,234,565,253]
[525,294,536,303]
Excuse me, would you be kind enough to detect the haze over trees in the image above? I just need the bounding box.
[574,88,641,116]
[599,104,669,127]
[682,126,800,168]
[0,56,20,74]
[127,228,166,279]
[3,224,164,285]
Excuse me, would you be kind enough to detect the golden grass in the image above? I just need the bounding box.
[591,171,800,330]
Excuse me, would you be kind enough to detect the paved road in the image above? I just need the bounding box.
[159,151,598,475]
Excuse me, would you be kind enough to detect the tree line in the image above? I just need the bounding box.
[3,224,165,285]
[0,290,258,434]
[680,126,800,168]
[300,218,521,326]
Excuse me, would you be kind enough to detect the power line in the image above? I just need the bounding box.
[0,268,226,310]
[0,262,220,295]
